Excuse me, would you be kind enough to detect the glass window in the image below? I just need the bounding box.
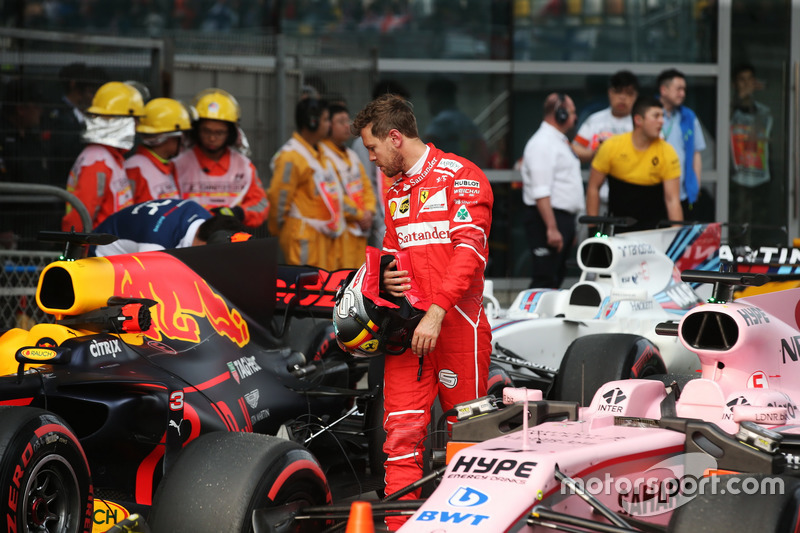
[728,0,792,246]
[359,72,509,168]
[513,0,717,62]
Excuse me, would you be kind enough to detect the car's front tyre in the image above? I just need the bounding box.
[148,432,330,533]
[0,406,93,533]
[551,333,667,406]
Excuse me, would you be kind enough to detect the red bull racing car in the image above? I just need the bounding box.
[0,233,369,533]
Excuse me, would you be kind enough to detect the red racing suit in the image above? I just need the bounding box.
[125,145,180,204]
[381,144,492,529]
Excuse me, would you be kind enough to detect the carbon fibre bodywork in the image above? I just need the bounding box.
[0,237,360,530]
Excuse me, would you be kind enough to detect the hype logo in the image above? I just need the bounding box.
[448,486,489,507]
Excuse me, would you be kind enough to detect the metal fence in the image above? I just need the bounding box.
[170,32,376,176]
[0,28,377,329]
[0,250,59,331]
[0,28,377,247]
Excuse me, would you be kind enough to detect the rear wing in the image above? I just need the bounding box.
[276,266,354,318]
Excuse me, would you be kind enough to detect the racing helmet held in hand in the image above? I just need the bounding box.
[333,251,427,357]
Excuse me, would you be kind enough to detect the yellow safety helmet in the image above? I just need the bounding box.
[87,81,146,117]
[137,98,192,134]
[192,88,240,123]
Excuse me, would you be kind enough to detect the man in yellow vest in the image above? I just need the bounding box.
[320,103,376,269]
[268,98,344,271]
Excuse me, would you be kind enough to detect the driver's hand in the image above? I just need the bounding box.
[411,305,445,357]
[383,259,410,298]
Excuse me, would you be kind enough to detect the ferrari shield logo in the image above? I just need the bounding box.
[360,339,379,352]
[420,190,429,204]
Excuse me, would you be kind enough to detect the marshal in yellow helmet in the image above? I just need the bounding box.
[137,98,192,134]
[192,88,240,123]
[87,81,145,117]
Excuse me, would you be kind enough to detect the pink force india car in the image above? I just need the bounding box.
[484,218,722,400]
[389,269,800,532]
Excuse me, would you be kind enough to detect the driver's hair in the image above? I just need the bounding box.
[195,214,248,243]
[351,94,418,140]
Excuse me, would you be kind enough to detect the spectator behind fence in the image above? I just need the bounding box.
[45,63,109,181]
[47,63,108,183]
[268,98,344,271]
[0,77,60,250]
[572,70,640,163]
[89,198,249,256]
[423,77,489,168]
[175,88,268,229]
[730,63,774,226]
[571,70,639,218]
[521,93,583,289]
[0,78,53,185]
[352,79,412,249]
[656,68,708,216]
[62,81,144,231]
[126,98,192,203]
[587,96,683,233]
[320,103,376,269]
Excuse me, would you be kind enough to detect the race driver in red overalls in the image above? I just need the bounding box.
[352,94,493,531]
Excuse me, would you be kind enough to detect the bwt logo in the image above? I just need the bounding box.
[448,486,489,507]
[415,511,488,526]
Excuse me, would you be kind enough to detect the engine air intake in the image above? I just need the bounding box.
[569,284,602,307]
[580,242,613,269]
[681,311,739,350]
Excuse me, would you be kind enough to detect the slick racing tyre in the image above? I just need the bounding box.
[668,474,800,533]
[487,363,514,402]
[551,334,666,406]
[0,406,93,533]
[149,432,330,533]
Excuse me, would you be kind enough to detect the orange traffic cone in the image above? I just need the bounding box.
[345,501,375,533]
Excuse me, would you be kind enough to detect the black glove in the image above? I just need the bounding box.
[211,205,245,221]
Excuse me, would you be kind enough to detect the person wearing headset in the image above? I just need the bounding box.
[174,88,269,229]
[520,92,582,289]
[267,98,344,271]
[125,98,192,203]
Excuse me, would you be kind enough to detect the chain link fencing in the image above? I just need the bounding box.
[0,250,60,331]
